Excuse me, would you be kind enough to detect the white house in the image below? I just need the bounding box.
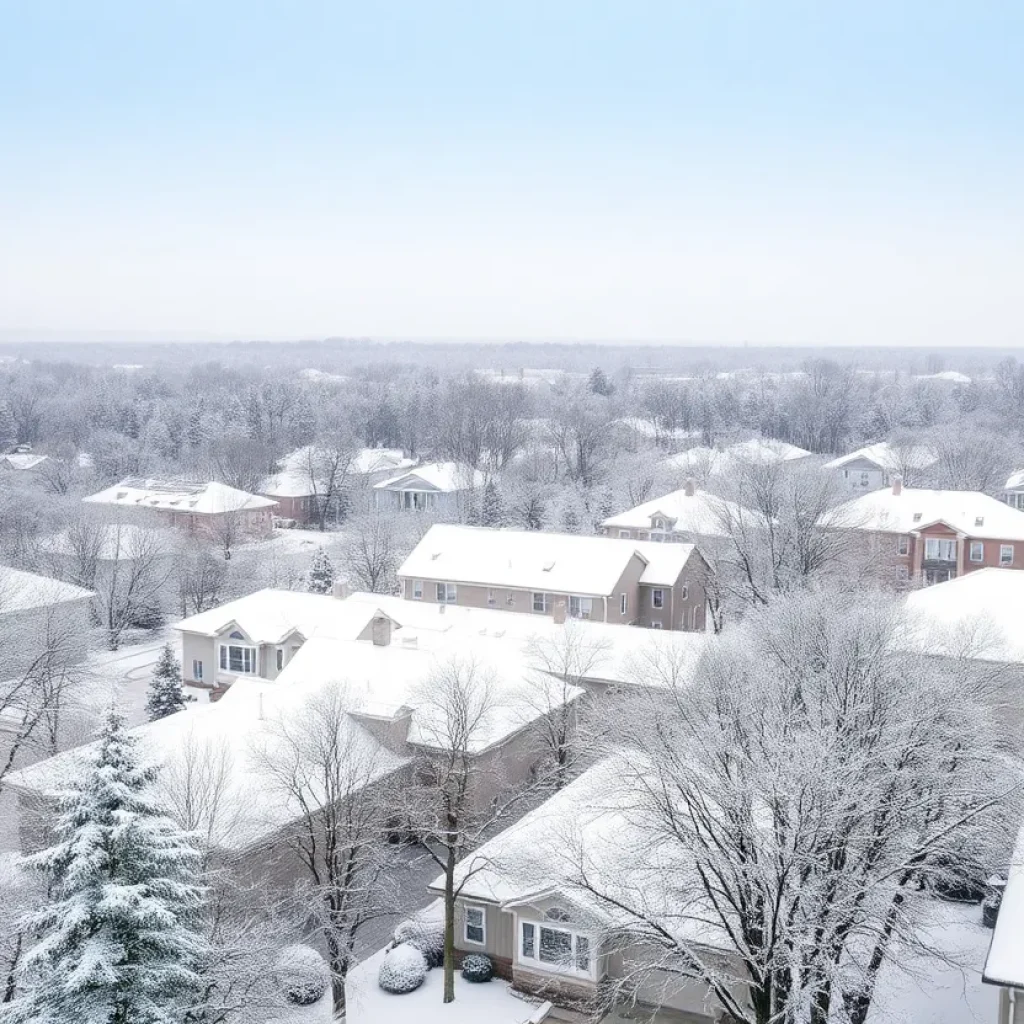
[599,480,749,543]
[373,461,486,515]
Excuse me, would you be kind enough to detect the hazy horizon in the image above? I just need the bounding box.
[2,2,1022,347]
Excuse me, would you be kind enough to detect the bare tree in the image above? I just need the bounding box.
[296,433,360,531]
[174,539,227,617]
[572,592,1018,1024]
[250,683,399,1018]
[340,510,406,594]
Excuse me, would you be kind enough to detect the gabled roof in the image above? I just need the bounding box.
[83,479,277,514]
[374,462,485,493]
[0,566,94,612]
[174,588,393,646]
[601,486,747,539]
[1005,470,1024,492]
[397,525,698,596]
[819,487,1024,540]
[0,453,49,470]
[665,439,812,477]
[822,442,936,473]
[260,447,417,498]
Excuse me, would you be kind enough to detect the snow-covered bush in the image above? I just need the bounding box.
[276,944,329,1006]
[393,917,445,968]
[461,953,493,983]
[378,943,428,994]
[982,891,1003,929]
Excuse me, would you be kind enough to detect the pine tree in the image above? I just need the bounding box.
[5,710,205,1024]
[146,643,188,722]
[480,480,505,527]
[307,546,334,594]
[587,366,614,397]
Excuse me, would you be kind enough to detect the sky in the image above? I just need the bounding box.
[0,1,1022,347]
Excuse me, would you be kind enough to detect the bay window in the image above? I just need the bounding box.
[219,643,256,674]
[519,915,594,978]
[924,537,956,562]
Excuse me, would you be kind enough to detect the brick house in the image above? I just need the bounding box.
[819,478,1024,586]
[83,478,277,542]
[397,524,713,631]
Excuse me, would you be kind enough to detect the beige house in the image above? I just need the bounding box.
[397,524,712,632]
[83,478,277,542]
[599,480,749,544]
[435,756,746,1023]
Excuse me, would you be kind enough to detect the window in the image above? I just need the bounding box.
[691,606,700,630]
[896,535,909,556]
[924,537,956,562]
[652,588,664,609]
[519,918,593,978]
[412,580,423,600]
[276,648,284,671]
[681,585,688,600]
[975,517,985,527]
[1001,545,1014,566]
[192,659,203,681]
[912,512,922,522]
[620,593,628,615]
[970,541,984,563]
[568,596,593,619]
[859,471,870,487]
[436,582,457,603]
[402,490,431,511]
[652,621,663,630]
[652,517,665,530]
[487,589,497,606]
[219,644,256,674]
[618,530,631,538]
[464,906,485,945]
[532,592,549,613]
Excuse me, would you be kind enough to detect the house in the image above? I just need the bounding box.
[1003,471,1024,511]
[374,462,485,515]
[984,817,1024,1023]
[598,479,748,543]
[397,524,712,631]
[432,755,744,1022]
[8,599,586,881]
[83,478,277,541]
[0,566,94,682]
[664,439,813,479]
[818,479,1024,586]
[0,453,49,471]
[175,588,399,689]
[259,446,417,523]
[823,442,937,492]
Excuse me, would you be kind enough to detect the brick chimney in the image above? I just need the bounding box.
[892,475,903,497]
[684,478,696,497]
[332,581,350,600]
[371,615,392,646]
[553,599,567,625]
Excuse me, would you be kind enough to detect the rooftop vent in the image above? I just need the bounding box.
[912,513,922,522]
[431,552,441,561]
[543,560,555,572]
[975,517,984,526]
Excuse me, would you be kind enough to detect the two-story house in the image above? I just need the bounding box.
[819,478,1024,586]
[823,442,937,493]
[598,479,748,543]
[397,524,712,631]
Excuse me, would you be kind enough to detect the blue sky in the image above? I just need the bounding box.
[1,1,1021,345]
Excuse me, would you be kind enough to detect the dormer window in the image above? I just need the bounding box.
[652,517,666,530]
[229,631,246,640]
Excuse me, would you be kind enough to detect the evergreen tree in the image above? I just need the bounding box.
[5,710,205,1024]
[480,480,505,527]
[560,506,581,534]
[146,643,188,722]
[587,367,614,397]
[307,546,334,594]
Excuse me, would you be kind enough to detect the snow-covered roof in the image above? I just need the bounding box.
[260,447,417,497]
[1004,470,1024,492]
[429,755,730,951]
[374,462,485,493]
[915,371,972,385]
[0,566,93,613]
[6,677,407,851]
[398,525,699,596]
[986,818,1024,988]
[664,439,812,477]
[601,486,747,539]
[38,523,172,561]
[822,442,937,473]
[902,568,1024,666]
[819,487,1024,540]
[275,632,584,753]
[174,588,392,646]
[0,453,48,470]
[84,479,277,514]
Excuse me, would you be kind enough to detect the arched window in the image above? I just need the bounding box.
[229,630,246,641]
[544,907,571,923]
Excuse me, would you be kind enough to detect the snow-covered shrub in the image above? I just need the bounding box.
[378,943,428,994]
[461,953,493,983]
[983,891,1003,929]
[276,944,330,1006]
[393,917,445,968]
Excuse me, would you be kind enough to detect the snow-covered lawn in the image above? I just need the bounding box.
[867,900,999,1024]
[343,948,545,1024]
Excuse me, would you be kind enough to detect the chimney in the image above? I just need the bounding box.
[332,580,350,600]
[684,478,696,497]
[553,599,567,625]
[372,615,392,647]
[892,475,903,497]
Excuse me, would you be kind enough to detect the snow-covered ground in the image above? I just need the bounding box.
[866,901,999,1024]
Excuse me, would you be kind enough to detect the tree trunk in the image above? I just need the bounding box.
[327,931,347,1018]
[443,847,456,1003]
